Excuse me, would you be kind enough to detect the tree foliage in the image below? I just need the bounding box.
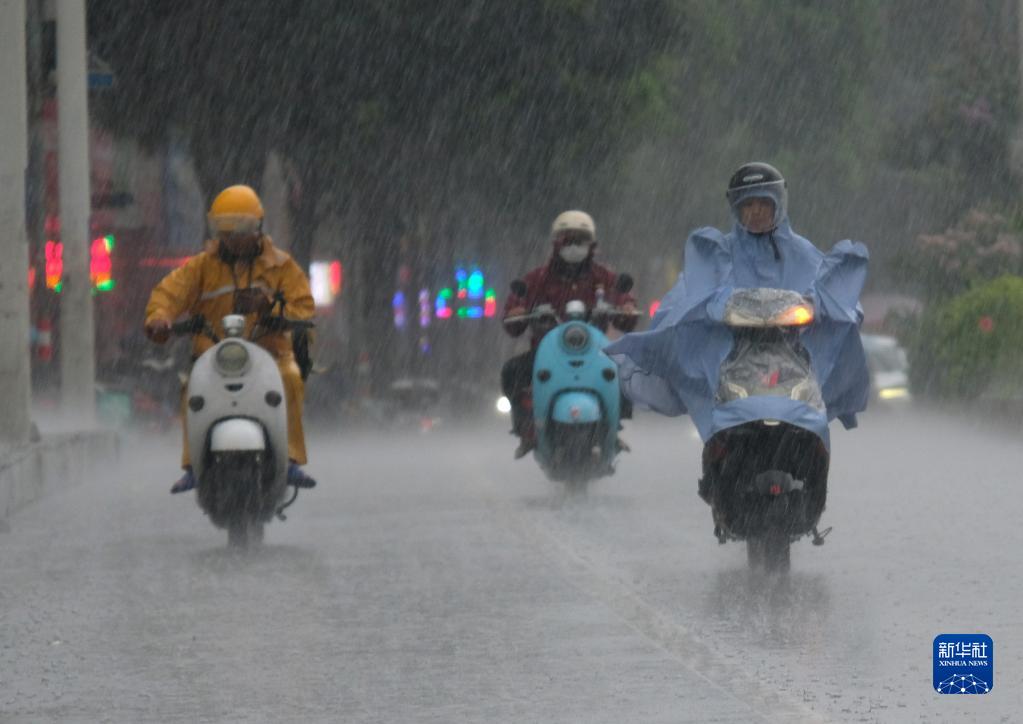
[86,0,1023,386]
[88,0,678,267]
[881,0,1019,211]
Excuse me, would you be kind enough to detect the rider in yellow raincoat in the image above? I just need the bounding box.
[144,184,317,493]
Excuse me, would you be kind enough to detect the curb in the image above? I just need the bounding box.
[0,430,120,520]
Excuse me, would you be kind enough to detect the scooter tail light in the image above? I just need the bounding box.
[707,438,728,461]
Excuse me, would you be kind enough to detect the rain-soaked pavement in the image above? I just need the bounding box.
[2,405,1021,722]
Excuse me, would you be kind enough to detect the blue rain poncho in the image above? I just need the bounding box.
[605,217,869,449]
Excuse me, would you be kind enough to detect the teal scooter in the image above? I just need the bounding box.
[506,279,636,486]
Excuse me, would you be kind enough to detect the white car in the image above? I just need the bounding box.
[861,334,911,403]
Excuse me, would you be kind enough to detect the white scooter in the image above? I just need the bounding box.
[172,312,313,547]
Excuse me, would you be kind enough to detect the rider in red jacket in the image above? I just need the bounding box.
[502,210,637,458]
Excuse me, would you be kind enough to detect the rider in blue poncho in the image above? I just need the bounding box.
[605,162,870,501]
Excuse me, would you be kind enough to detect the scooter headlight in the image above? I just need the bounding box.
[562,324,590,353]
[215,342,250,376]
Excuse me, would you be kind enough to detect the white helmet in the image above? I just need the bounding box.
[550,210,596,241]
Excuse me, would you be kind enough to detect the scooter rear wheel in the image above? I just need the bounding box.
[746,529,790,572]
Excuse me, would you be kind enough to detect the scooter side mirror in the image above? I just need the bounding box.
[510,279,528,298]
[615,273,634,294]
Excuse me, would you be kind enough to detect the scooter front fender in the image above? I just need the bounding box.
[209,418,265,452]
[550,392,602,424]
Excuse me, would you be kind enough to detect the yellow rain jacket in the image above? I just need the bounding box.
[144,235,314,467]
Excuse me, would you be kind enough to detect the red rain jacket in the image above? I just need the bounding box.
[503,253,637,348]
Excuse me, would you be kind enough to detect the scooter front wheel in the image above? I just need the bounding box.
[227,519,265,548]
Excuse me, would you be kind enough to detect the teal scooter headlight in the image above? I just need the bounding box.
[561,324,590,353]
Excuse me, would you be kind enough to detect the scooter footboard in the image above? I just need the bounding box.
[550,392,603,424]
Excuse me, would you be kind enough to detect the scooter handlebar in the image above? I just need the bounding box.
[504,307,558,325]
[590,303,641,318]
[255,316,316,332]
[171,314,221,344]
[171,315,206,336]
[505,306,639,325]
[171,314,314,339]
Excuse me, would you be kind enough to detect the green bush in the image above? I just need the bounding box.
[909,275,1023,400]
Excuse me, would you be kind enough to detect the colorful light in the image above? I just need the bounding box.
[45,235,117,293]
[393,290,407,329]
[418,288,431,328]
[434,268,497,321]
[90,235,115,292]
[329,261,343,294]
[310,260,344,307]
[435,287,453,319]
[467,268,484,300]
[648,300,661,318]
[45,241,62,291]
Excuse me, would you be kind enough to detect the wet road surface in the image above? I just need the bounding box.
[3,406,1020,722]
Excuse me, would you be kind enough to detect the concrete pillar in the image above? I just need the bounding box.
[0,0,34,443]
[261,151,293,251]
[1013,0,1023,175]
[56,0,95,422]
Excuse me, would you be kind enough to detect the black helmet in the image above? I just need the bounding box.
[726,162,787,231]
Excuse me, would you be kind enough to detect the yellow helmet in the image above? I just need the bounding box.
[207,185,265,235]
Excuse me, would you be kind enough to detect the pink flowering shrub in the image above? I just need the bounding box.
[913,208,1023,302]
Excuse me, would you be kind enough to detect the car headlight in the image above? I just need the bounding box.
[215,342,250,376]
[562,324,590,352]
[879,386,909,400]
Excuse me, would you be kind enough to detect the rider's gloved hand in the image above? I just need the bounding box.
[145,319,171,344]
[503,307,529,337]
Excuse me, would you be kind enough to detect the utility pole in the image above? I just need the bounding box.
[25,0,45,252]
[56,0,95,423]
[0,0,34,443]
[1014,0,1023,175]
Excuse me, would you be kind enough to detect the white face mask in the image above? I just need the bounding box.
[559,244,591,264]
